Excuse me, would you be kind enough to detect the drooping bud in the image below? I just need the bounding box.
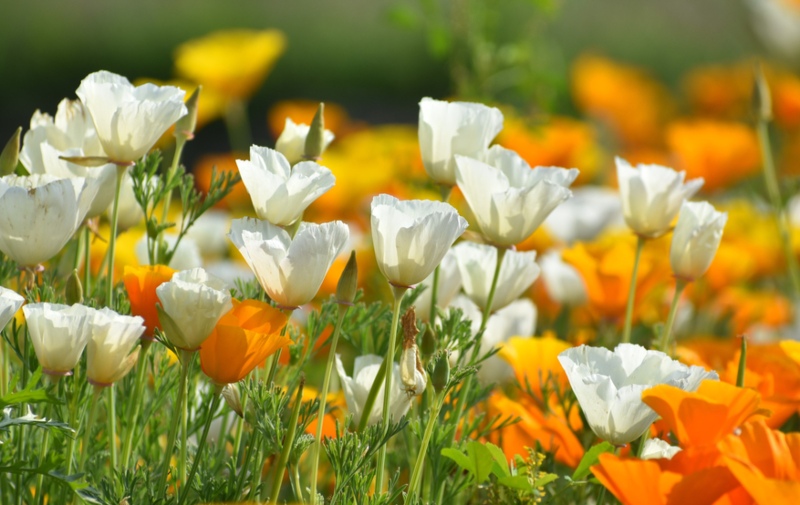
[221,383,243,418]
[66,269,84,305]
[303,102,325,161]
[400,307,426,396]
[0,127,21,176]
[420,324,436,357]
[430,350,450,392]
[336,251,358,305]
[753,64,772,123]
[175,86,201,141]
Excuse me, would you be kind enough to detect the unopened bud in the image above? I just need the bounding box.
[0,127,21,176]
[400,308,426,395]
[175,86,200,141]
[303,103,325,161]
[336,251,358,305]
[753,64,772,122]
[420,325,436,357]
[66,269,83,305]
[431,350,450,392]
[221,384,243,418]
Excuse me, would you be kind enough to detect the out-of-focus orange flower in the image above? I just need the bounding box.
[713,286,792,335]
[199,299,290,385]
[89,226,143,283]
[496,116,602,185]
[175,29,286,101]
[774,72,800,129]
[677,338,740,372]
[267,100,352,139]
[561,232,670,325]
[302,386,344,440]
[572,55,672,147]
[124,265,176,339]
[683,63,753,119]
[500,335,571,398]
[194,152,251,211]
[666,120,760,193]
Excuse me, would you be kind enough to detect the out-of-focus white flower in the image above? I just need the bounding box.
[670,201,727,281]
[111,172,146,231]
[0,174,98,266]
[544,186,623,244]
[237,146,335,226]
[229,217,349,308]
[205,260,256,290]
[0,286,24,330]
[745,0,800,62]
[418,98,504,185]
[640,438,682,460]
[185,210,231,258]
[20,99,116,218]
[23,303,93,376]
[76,71,187,162]
[455,146,577,247]
[370,194,467,288]
[275,118,335,166]
[558,343,718,445]
[85,307,145,387]
[135,234,203,271]
[335,354,412,426]
[616,157,703,239]
[539,250,587,306]
[414,248,461,322]
[156,268,232,351]
[453,241,540,312]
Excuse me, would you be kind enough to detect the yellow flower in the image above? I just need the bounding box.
[174,29,286,100]
[134,77,226,134]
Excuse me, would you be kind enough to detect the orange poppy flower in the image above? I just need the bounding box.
[199,299,290,385]
[712,286,792,335]
[499,335,571,399]
[123,264,176,339]
[682,63,752,119]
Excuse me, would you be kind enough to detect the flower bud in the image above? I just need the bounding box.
[753,64,772,123]
[336,251,358,305]
[400,308,426,395]
[222,383,243,418]
[0,127,21,176]
[430,350,450,392]
[175,86,201,141]
[66,269,84,305]
[304,103,326,161]
[670,201,727,281]
[420,325,436,357]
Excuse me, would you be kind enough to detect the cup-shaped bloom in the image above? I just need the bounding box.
[414,248,461,321]
[76,71,187,162]
[0,174,98,266]
[616,157,704,238]
[86,307,145,387]
[275,118,335,166]
[558,343,718,445]
[236,145,335,226]
[455,146,578,247]
[453,241,540,312]
[371,194,468,287]
[0,286,24,330]
[229,218,349,308]
[335,354,411,426]
[670,201,727,281]
[123,265,176,339]
[23,303,94,376]
[418,97,504,185]
[156,268,233,351]
[199,299,290,385]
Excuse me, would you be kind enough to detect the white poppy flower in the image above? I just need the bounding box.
[335,354,412,426]
[544,186,623,244]
[558,343,718,445]
[86,307,145,387]
[370,194,467,288]
[539,250,587,306]
[640,438,682,460]
[236,145,335,226]
[76,71,187,162]
[418,98,504,185]
[616,157,704,239]
[0,174,98,266]
[229,217,349,308]
[23,303,95,377]
[0,287,24,330]
[275,118,335,166]
[156,268,233,351]
[414,248,461,322]
[670,201,727,281]
[455,146,578,247]
[453,241,540,312]
[184,210,232,258]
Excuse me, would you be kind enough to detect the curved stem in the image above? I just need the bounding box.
[269,378,305,504]
[121,341,151,468]
[622,236,645,344]
[179,390,221,505]
[78,386,102,472]
[406,389,445,502]
[107,384,118,469]
[179,351,194,492]
[356,357,388,433]
[105,165,126,308]
[658,280,687,353]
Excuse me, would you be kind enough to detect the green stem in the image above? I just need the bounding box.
[161,138,186,225]
[78,386,102,472]
[658,280,687,353]
[736,335,748,388]
[621,236,645,344]
[66,369,83,476]
[309,307,348,504]
[234,431,258,500]
[121,341,151,468]
[269,378,305,504]
[224,99,252,153]
[428,266,440,326]
[1,336,7,397]
[157,350,190,495]
[375,284,408,494]
[406,388,445,502]
[105,165,127,308]
[179,390,221,505]
[107,384,118,470]
[634,429,650,459]
[83,225,91,296]
[356,356,388,433]
[179,351,194,492]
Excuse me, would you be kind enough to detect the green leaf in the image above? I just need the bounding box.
[497,474,534,491]
[572,441,615,481]
[467,441,495,483]
[441,447,475,476]
[534,472,559,487]
[485,442,510,478]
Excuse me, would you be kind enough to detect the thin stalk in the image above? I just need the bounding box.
[356,356,388,433]
[157,350,191,495]
[658,280,687,353]
[121,341,152,468]
[83,225,91,295]
[223,99,252,153]
[179,351,195,492]
[406,388,445,502]
[1,337,7,397]
[265,314,292,387]
[290,464,303,503]
[105,165,128,307]
[375,285,408,493]
[179,390,221,505]
[78,386,102,472]
[66,369,83,476]
[160,137,186,224]
[621,236,646,344]
[268,378,305,504]
[635,429,650,459]
[231,395,248,465]
[309,307,348,504]
[736,336,748,388]
[428,266,440,326]
[107,384,118,469]
[234,431,259,500]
